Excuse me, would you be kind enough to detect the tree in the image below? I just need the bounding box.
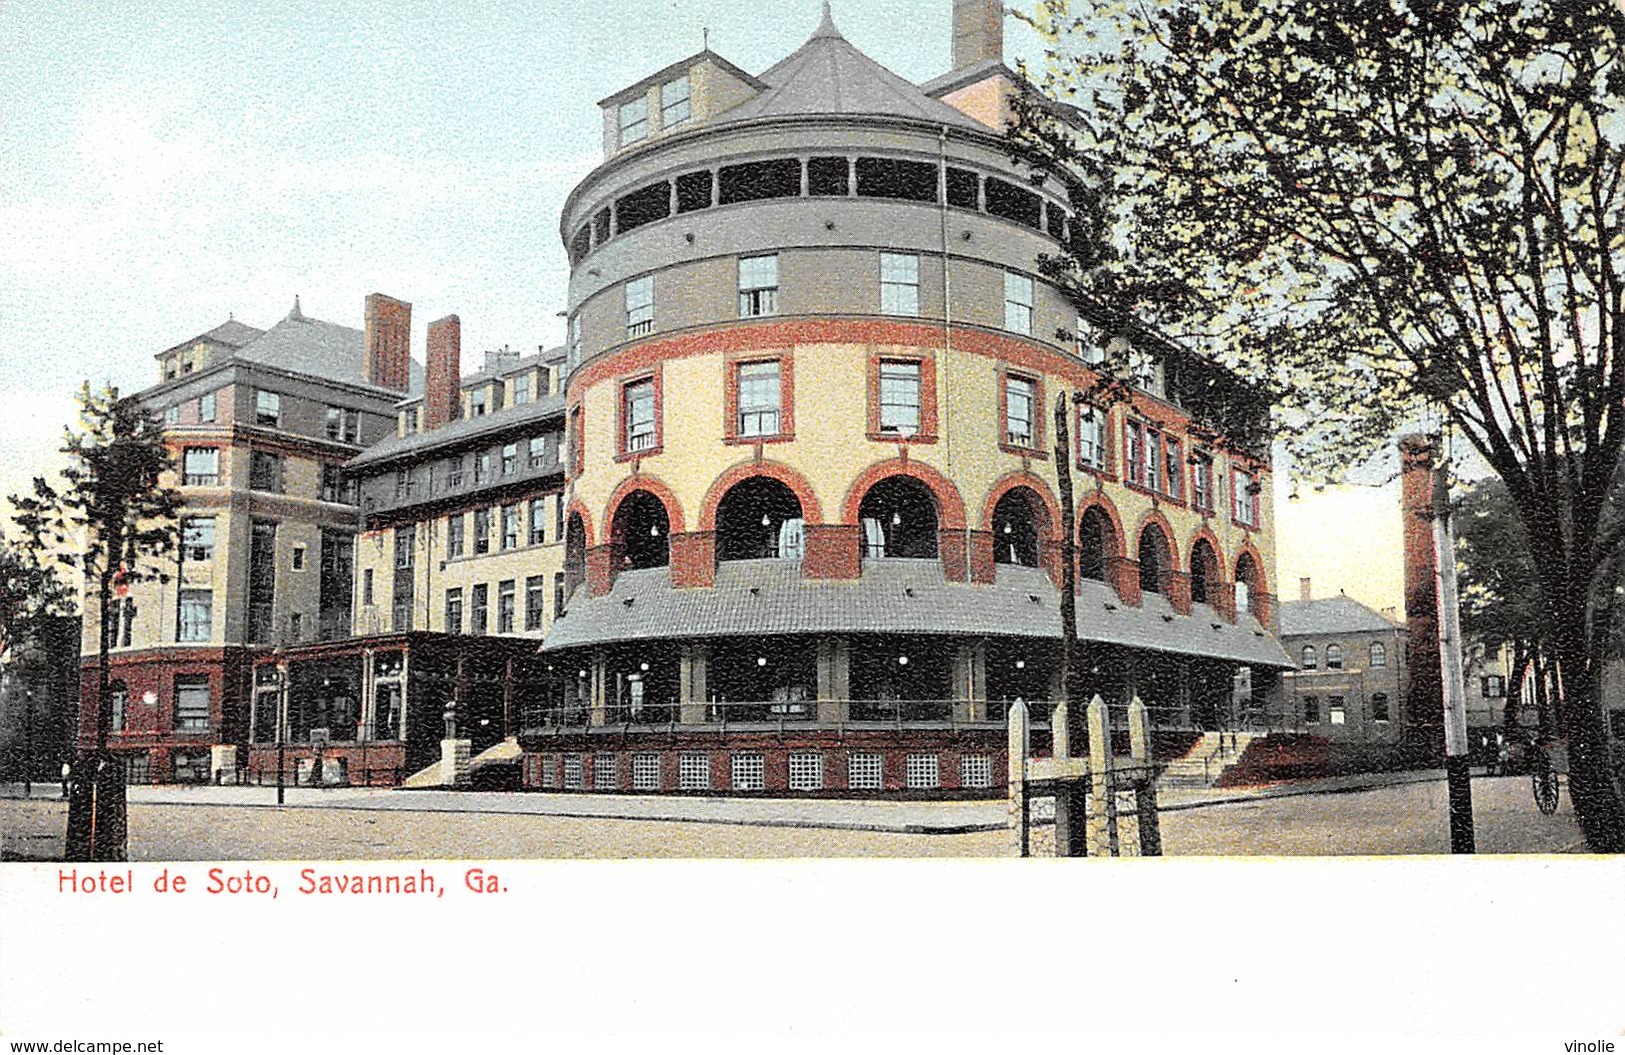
[1453,477,1556,738]
[0,538,74,785]
[0,534,72,664]
[10,383,180,860]
[1008,0,1625,849]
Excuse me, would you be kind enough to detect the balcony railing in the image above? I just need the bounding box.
[518,698,1056,734]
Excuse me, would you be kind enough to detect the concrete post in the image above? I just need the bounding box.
[816,635,850,725]
[1087,694,1119,856]
[589,650,608,727]
[1050,697,1085,857]
[1130,695,1162,857]
[679,643,709,725]
[1007,698,1029,857]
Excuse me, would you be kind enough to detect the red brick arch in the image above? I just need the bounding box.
[1234,542,1268,596]
[602,472,687,540]
[699,460,825,531]
[1188,526,1226,592]
[1131,508,1183,573]
[1076,492,1126,557]
[979,470,1061,538]
[565,498,596,548]
[839,457,967,530]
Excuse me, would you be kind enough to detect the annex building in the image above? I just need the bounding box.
[80,1,1293,795]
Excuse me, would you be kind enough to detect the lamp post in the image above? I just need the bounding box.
[275,658,287,806]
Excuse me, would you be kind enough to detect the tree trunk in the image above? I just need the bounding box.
[1551,615,1625,853]
[64,563,127,861]
[1503,639,1530,737]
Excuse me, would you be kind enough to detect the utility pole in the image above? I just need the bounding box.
[1432,451,1475,853]
[1054,391,1088,856]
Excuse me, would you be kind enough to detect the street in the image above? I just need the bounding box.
[0,773,1588,859]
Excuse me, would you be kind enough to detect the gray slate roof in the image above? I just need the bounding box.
[713,10,984,131]
[156,319,264,359]
[1277,596,1401,637]
[545,558,1291,667]
[224,308,425,397]
[347,393,566,469]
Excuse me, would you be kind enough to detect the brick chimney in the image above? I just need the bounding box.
[1299,577,1312,603]
[424,315,461,430]
[1400,433,1445,762]
[952,0,1004,70]
[363,293,412,392]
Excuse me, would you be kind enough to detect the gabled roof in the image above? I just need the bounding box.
[347,393,565,469]
[711,8,984,131]
[155,318,264,359]
[224,305,424,396]
[1277,596,1402,637]
[596,49,766,107]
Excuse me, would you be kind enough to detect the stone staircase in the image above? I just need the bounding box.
[1158,732,1261,789]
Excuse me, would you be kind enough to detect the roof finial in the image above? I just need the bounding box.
[703,26,709,51]
[815,0,839,37]
[289,294,304,321]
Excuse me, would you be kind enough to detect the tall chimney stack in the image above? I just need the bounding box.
[952,0,1004,70]
[363,293,412,392]
[1400,433,1445,762]
[1299,577,1312,603]
[425,315,461,430]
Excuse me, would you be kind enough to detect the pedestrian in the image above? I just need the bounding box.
[60,761,70,800]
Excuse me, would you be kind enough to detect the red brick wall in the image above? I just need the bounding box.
[802,525,860,579]
[670,531,715,588]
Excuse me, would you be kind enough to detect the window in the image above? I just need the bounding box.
[1326,644,1344,670]
[513,374,532,406]
[737,360,782,437]
[529,437,548,469]
[985,176,1043,229]
[469,389,488,417]
[1004,273,1034,334]
[567,315,582,372]
[1004,374,1037,448]
[808,156,849,196]
[1078,405,1107,470]
[198,391,216,422]
[497,580,515,634]
[676,169,715,212]
[109,687,127,733]
[173,750,209,784]
[447,456,465,489]
[878,360,921,436]
[1304,695,1321,723]
[554,572,566,620]
[626,276,654,337]
[320,464,355,504]
[1233,468,1259,526]
[250,451,281,492]
[1371,692,1391,722]
[473,509,491,555]
[1482,675,1506,698]
[554,494,565,540]
[719,159,800,203]
[177,589,212,643]
[291,545,306,572]
[679,752,711,791]
[444,588,463,634]
[181,517,215,563]
[115,598,135,647]
[1328,696,1347,725]
[163,405,179,426]
[1192,453,1215,513]
[619,95,648,145]
[325,406,360,443]
[183,448,219,486]
[849,752,883,790]
[470,584,489,635]
[905,753,940,789]
[738,255,778,318]
[1130,350,1166,398]
[525,575,546,631]
[623,378,656,452]
[1142,428,1162,492]
[564,754,585,789]
[502,443,517,476]
[731,753,765,791]
[1125,423,1145,488]
[403,407,419,435]
[287,612,303,641]
[660,74,690,127]
[594,753,619,790]
[1164,437,1184,501]
[123,752,151,784]
[255,390,280,426]
[855,157,937,202]
[174,676,211,733]
[475,452,491,485]
[569,407,584,475]
[1301,645,1317,670]
[362,569,374,606]
[1370,642,1388,668]
[440,514,462,559]
[960,755,993,789]
[632,753,662,790]
[394,527,414,569]
[788,752,824,791]
[946,166,979,208]
[880,253,919,316]
[394,468,412,500]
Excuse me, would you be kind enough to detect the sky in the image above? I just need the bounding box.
[0,0,1405,614]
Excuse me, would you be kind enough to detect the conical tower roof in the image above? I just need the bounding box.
[715,6,984,129]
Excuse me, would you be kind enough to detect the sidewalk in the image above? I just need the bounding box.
[2,767,1455,835]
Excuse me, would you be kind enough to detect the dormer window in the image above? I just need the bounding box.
[470,389,488,417]
[513,374,532,406]
[619,96,649,146]
[661,75,690,128]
